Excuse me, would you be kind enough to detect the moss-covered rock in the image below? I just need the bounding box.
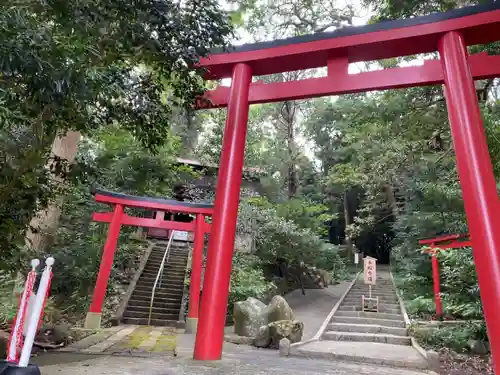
[264,295,294,323]
[233,297,267,337]
[267,320,303,348]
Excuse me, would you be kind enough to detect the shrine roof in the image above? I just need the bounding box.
[92,188,214,214]
[198,2,500,79]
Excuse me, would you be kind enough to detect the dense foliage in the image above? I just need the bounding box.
[0,0,232,270]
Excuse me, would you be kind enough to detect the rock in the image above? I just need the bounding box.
[253,325,271,348]
[279,338,291,357]
[224,333,254,345]
[233,297,267,337]
[265,295,294,323]
[268,320,304,348]
[319,270,332,286]
[468,339,489,355]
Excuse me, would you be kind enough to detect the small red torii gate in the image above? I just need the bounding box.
[419,233,472,318]
[84,189,213,331]
[191,2,500,370]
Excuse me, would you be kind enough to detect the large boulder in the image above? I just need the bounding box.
[233,297,267,337]
[265,295,294,323]
[253,325,271,348]
[268,320,304,348]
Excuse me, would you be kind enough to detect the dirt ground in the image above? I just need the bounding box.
[439,348,492,375]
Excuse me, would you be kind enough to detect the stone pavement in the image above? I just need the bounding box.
[283,280,352,340]
[60,279,353,356]
[294,267,429,371]
[59,325,179,356]
[38,347,434,375]
[43,272,433,374]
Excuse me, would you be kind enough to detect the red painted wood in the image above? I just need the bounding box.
[440,31,500,374]
[199,53,500,108]
[431,255,443,317]
[194,63,252,360]
[419,233,469,245]
[94,193,214,216]
[421,235,471,318]
[92,212,212,233]
[89,204,124,313]
[188,214,205,319]
[198,9,500,78]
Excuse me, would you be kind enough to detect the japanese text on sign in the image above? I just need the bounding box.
[364,257,377,285]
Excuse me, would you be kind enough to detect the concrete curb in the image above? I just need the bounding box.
[289,271,361,354]
[112,241,155,325]
[390,271,440,373]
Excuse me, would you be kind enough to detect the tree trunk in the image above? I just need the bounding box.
[26,130,81,251]
[281,101,298,199]
[384,184,399,218]
[343,190,354,261]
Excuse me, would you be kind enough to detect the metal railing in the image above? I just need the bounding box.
[148,230,176,325]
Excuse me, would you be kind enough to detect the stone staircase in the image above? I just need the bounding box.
[296,267,429,370]
[122,241,189,327]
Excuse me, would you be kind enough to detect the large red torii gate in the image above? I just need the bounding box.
[84,189,213,331]
[192,2,500,371]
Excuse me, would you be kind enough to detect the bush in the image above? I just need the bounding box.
[438,248,483,320]
[228,253,276,314]
[0,271,18,329]
[237,199,347,273]
[411,321,488,352]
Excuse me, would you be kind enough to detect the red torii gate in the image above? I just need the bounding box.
[192,2,500,371]
[419,233,472,318]
[84,189,213,331]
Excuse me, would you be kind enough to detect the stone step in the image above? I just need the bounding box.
[140,273,185,281]
[349,290,397,296]
[327,323,407,336]
[139,275,185,283]
[136,279,184,290]
[121,317,184,327]
[139,274,186,281]
[338,305,401,314]
[343,296,399,304]
[123,310,179,320]
[351,286,394,290]
[294,341,429,370]
[148,255,188,264]
[145,261,187,269]
[126,303,180,312]
[330,316,406,328]
[128,295,181,304]
[348,291,397,297]
[335,311,403,321]
[323,331,411,345]
[133,287,184,297]
[135,281,185,290]
[142,268,186,276]
[341,302,401,309]
[133,285,184,294]
[148,254,188,260]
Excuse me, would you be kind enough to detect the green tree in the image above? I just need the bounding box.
[0,0,232,267]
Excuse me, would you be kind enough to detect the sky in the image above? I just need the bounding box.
[212,0,375,163]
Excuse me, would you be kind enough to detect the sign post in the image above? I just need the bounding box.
[362,256,379,312]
